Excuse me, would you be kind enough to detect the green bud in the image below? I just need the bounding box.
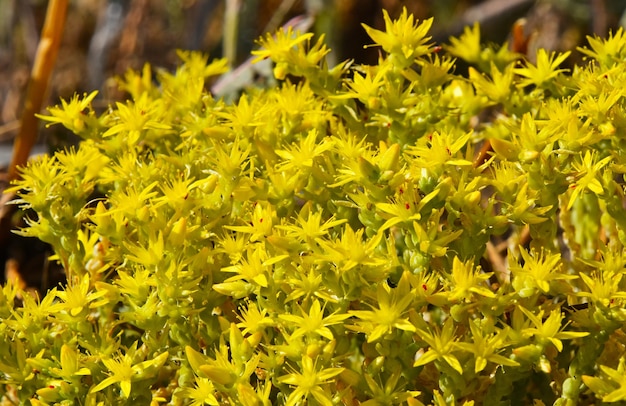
[200,365,237,386]
[512,344,542,362]
[367,355,386,374]
[136,205,150,222]
[169,217,187,247]
[358,156,379,181]
[379,143,400,171]
[519,149,539,162]
[464,190,482,206]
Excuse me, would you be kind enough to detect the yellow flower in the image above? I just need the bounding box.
[414,318,463,374]
[177,376,219,406]
[445,23,482,65]
[469,62,515,103]
[221,245,288,288]
[36,90,99,134]
[567,150,612,210]
[349,279,416,342]
[576,271,626,307]
[577,27,626,67]
[515,49,571,88]
[226,201,276,242]
[275,129,335,172]
[455,322,519,373]
[583,358,626,402]
[362,8,434,68]
[518,306,589,352]
[405,129,473,168]
[447,256,495,302]
[237,300,274,336]
[276,202,346,243]
[251,27,314,64]
[102,93,171,139]
[56,274,108,317]
[510,247,576,297]
[278,355,344,406]
[334,64,390,109]
[374,181,441,233]
[317,226,386,274]
[279,299,350,340]
[251,26,329,80]
[91,349,169,398]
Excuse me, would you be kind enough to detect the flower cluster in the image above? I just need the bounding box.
[4,8,626,405]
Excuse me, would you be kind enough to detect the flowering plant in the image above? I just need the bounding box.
[4,8,626,405]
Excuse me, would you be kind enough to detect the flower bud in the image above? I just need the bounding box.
[169,217,187,247]
[379,143,401,172]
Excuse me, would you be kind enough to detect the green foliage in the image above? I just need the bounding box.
[4,9,626,405]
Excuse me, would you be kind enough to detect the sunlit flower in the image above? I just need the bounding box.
[91,349,169,398]
[446,256,495,302]
[176,376,219,406]
[515,49,571,88]
[279,299,350,340]
[56,274,108,317]
[278,355,344,406]
[362,7,434,68]
[567,150,612,210]
[414,318,462,374]
[455,322,519,373]
[36,90,99,135]
[518,306,589,352]
[349,279,416,342]
[510,247,577,297]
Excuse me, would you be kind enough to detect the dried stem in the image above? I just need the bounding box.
[8,0,68,181]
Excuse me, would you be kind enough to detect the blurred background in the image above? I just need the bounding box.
[1,0,626,150]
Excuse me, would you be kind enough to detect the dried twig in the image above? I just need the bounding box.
[8,0,68,181]
[3,0,68,289]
